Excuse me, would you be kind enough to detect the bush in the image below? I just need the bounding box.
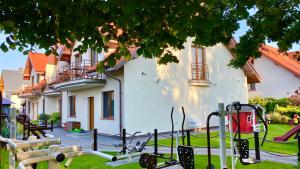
[50,112,60,125]
[275,105,300,118]
[267,112,289,124]
[38,114,50,121]
[249,97,291,113]
[1,127,9,138]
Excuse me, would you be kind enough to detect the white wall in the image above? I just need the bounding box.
[26,96,44,120]
[251,56,300,98]
[60,73,123,135]
[123,38,248,134]
[45,96,60,115]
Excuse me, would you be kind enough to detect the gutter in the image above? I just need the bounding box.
[104,72,123,135]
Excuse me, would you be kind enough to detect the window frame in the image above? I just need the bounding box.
[102,91,114,120]
[191,45,207,80]
[69,96,76,118]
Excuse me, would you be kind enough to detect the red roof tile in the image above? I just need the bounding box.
[259,45,300,77]
[28,52,49,73]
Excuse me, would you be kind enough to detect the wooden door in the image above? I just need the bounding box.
[89,97,94,130]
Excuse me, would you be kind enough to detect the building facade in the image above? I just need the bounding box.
[46,38,260,134]
[249,45,300,98]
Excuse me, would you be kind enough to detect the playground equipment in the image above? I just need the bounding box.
[274,124,300,142]
[206,102,268,169]
[139,107,195,169]
[91,128,152,162]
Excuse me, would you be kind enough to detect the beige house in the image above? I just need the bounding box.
[18,52,61,120]
[0,69,29,112]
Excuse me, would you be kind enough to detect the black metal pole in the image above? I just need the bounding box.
[122,128,126,154]
[207,112,218,169]
[154,129,158,155]
[254,131,260,161]
[93,128,97,151]
[170,107,174,160]
[187,130,191,146]
[181,107,186,145]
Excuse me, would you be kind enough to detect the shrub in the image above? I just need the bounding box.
[38,114,50,121]
[50,112,60,125]
[1,127,9,138]
[267,112,289,124]
[249,97,290,113]
[275,105,300,118]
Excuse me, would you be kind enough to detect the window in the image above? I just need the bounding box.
[90,50,98,66]
[69,96,76,117]
[249,83,256,91]
[247,116,252,123]
[36,74,40,83]
[31,76,35,85]
[75,54,82,68]
[191,46,208,80]
[32,103,34,115]
[103,91,114,119]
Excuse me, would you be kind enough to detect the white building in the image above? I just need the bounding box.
[249,45,300,98]
[48,39,260,135]
[0,69,29,112]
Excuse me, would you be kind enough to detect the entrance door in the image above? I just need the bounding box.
[89,97,94,130]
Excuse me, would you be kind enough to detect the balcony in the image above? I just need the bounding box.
[18,80,46,98]
[189,63,211,86]
[49,60,106,91]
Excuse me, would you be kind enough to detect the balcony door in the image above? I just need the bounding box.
[89,97,94,130]
[191,46,207,80]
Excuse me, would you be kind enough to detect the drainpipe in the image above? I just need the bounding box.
[104,72,123,135]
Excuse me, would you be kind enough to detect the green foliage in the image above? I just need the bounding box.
[50,112,60,125]
[38,114,50,121]
[1,127,9,138]
[249,97,290,113]
[267,112,289,124]
[31,120,39,125]
[0,1,299,70]
[275,105,300,118]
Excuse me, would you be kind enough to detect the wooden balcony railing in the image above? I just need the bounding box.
[48,60,103,85]
[191,63,209,81]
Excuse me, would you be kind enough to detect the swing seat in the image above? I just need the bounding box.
[242,157,261,164]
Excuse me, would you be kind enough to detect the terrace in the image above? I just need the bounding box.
[18,80,46,98]
[48,60,106,91]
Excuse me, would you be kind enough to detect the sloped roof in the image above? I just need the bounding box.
[259,45,300,77]
[24,52,49,79]
[2,97,14,105]
[226,39,262,84]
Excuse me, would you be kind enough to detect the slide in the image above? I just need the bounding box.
[273,124,300,141]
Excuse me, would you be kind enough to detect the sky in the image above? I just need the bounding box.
[0,20,299,72]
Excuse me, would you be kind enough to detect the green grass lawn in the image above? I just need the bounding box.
[149,124,298,155]
[0,149,297,169]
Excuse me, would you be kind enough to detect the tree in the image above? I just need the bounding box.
[0,0,299,70]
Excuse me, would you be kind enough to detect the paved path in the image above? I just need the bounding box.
[48,128,297,167]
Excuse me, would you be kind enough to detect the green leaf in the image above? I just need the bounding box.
[0,43,8,52]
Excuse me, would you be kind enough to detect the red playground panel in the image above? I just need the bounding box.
[230,112,257,133]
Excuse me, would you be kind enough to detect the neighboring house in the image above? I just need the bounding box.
[249,45,300,98]
[18,52,61,120]
[0,69,29,111]
[47,38,260,135]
